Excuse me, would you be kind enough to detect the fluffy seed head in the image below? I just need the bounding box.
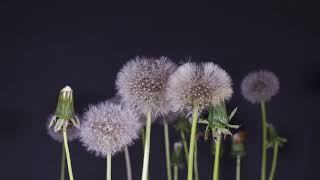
[116,56,177,116]
[80,101,141,157]
[46,115,79,143]
[167,62,233,112]
[241,70,279,103]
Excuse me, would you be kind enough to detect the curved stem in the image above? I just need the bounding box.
[236,155,241,180]
[260,102,267,180]
[180,131,189,163]
[60,144,66,180]
[268,143,279,180]
[124,147,132,180]
[194,138,199,180]
[213,136,221,180]
[164,121,172,180]
[141,110,152,180]
[174,165,178,180]
[187,105,199,180]
[63,129,74,180]
[106,153,112,180]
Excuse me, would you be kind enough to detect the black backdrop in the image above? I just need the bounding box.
[1,0,320,179]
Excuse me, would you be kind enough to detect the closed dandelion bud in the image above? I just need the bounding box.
[241,70,280,104]
[80,101,141,157]
[267,124,287,148]
[116,56,177,116]
[167,62,233,112]
[175,117,190,133]
[231,131,247,158]
[49,86,80,132]
[172,142,184,168]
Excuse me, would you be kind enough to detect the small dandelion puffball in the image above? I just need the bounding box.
[167,62,233,112]
[241,70,279,104]
[80,101,141,157]
[116,56,177,116]
[46,115,79,143]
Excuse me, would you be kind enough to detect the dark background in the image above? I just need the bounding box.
[1,0,319,179]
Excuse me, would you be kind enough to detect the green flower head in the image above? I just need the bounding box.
[49,86,80,132]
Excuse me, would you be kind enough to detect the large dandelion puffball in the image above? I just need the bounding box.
[46,115,79,143]
[116,56,177,116]
[80,101,141,157]
[167,62,233,112]
[241,70,279,104]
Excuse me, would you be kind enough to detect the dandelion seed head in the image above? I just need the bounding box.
[116,56,177,116]
[167,62,233,112]
[80,101,141,157]
[241,70,279,103]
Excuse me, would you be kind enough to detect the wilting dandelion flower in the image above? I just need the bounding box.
[116,56,177,116]
[167,62,233,112]
[241,70,279,104]
[80,101,141,157]
[48,85,79,180]
[47,115,79,143]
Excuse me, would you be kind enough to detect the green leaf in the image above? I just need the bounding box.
[229,107,238,120]
[204,126,210,141]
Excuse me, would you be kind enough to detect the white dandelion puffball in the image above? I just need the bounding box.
[241,70,280,104]
[167,62,233,112]
[47,115,79,143]
[116,56,177,116]
[80,101,141,156]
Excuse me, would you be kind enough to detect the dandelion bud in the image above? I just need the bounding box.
[49,86,80,132]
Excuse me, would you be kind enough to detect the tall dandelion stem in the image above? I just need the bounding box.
[187,105,199,180]
[236,155,241,180]
[268,143,279,180]
[260,101,267,180]
[124,147,132,180]
[63,129,74,180]
[194,139,199,180]
[141,110,152,180]
[164,121,172,180]
[180,131,189,163]
[213,136,221,180]
[60,144,66,180]
[174,165,178,180]
[106,153,112,180]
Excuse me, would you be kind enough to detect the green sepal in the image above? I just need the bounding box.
[267,124,287,148]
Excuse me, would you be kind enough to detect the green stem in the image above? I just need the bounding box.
[194,138,199,180]
[174,165,178,180]
[187,105,199,180]
[63,129,74,180]
[213,136,221,180]
[164,121,172,180]
[180,131,189,163]
[124,146,132,180]
[236,155,241,180]
[268,143,279,180]
[107,153,112,180]
[142,128,146,149]
[60,144,66,180]
[260,101,267,180]
[141,110,152,180]
[141,127,150,180]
